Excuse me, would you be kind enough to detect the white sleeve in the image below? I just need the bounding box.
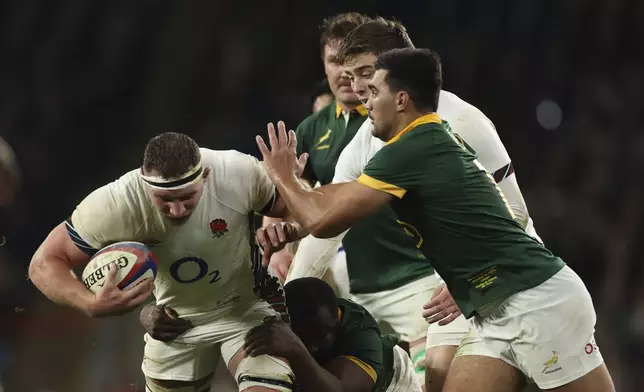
[454,111,534,234]
[285,230,348,282]
[249,158,277,213]
[68,180,140,254]
[213,150,276,213]
[332,120,374,183]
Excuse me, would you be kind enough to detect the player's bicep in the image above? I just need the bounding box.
[313,181,392,238]
[340,181,394,212]
[357,141,419,198]
[324,356,376,392]
[65,218,100,256]
[34,222,93,269]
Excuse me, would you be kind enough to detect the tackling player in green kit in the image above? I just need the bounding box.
[255,48,614,392]
[264,14,435,387]
[244,278,422,392]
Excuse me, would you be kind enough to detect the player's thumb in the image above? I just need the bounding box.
[104,263,119,287]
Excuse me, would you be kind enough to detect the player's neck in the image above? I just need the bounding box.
[390,110,429,139]
[336,100,361,113]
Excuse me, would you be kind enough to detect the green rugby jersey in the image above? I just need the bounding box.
[296,100,433,293]
[357,113,565,318]
[334,298,397,392]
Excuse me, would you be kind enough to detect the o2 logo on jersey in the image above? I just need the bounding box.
[170,257,221,284]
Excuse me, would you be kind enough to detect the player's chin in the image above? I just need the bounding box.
[336,88,359,103]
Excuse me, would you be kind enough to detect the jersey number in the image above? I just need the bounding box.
[450,132,516,220]
[170,257,221,284]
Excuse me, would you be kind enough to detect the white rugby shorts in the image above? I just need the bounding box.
[454,265,604,389]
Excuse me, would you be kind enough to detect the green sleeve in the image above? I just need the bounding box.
[295,119,318,184]
[336,325,384,383]
[358,125,461,199]
[357,135,423,199]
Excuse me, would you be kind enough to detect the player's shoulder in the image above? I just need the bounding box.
[80,169,145,212]
[296,100,335,135]
[438,90,510,163]
[200,148,268,210]
[200,148,262,179]
[337,298,379,331]
[71,169,148,244]
[438,90,498,138]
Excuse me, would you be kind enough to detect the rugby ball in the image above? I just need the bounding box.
[81,241,158,294]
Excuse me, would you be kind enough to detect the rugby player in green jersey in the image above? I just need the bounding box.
[266,14,436,386]
[255,48,614,392]
[244,277,422,392]
[263,13,370,294]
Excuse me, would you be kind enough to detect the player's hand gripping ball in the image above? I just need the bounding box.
[81,242,157,318]
[82,241,158,293]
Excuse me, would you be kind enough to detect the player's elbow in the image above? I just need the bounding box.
[28,245,63,287]
[28,253,46,286]
[307,219,345,239]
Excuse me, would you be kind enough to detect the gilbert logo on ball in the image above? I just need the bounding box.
[81,241,158,293]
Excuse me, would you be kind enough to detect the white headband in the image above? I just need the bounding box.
[140,159,204,190]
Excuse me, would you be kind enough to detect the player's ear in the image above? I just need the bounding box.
[202,166,211,179]
[396,91,409,112]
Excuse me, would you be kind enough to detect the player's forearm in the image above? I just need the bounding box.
[29,255,94,314]
[275,177,349,238]
[286,231,347,282]
[288,347,344,392]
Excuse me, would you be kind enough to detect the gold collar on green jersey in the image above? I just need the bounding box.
[335,102,368,118]
[386,113,442,145]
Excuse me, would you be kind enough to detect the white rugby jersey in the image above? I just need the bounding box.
[67,148,276,316]
[288,90,541,282]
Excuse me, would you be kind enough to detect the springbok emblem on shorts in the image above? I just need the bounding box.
[542,351,560,374]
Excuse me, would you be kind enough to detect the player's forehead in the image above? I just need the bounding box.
[343,52,377,74]
[149,183,200,200]
[323,40,342,61]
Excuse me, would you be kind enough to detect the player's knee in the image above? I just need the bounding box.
[145,374,212,392]
[425,345,457,371]
[425,345,457,392]
[236,354,295,391]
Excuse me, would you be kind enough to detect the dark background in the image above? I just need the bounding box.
[0,0,642,391]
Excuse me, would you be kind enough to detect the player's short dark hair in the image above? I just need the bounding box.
[284,278,337,323]
[337,17,414,65]
[375,48,442,112]
[142,132,201,179]
[310,79,332,106]
[319,12,372,57]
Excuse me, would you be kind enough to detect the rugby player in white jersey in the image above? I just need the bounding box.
[28,133,306,392]
[280,19,541,392]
